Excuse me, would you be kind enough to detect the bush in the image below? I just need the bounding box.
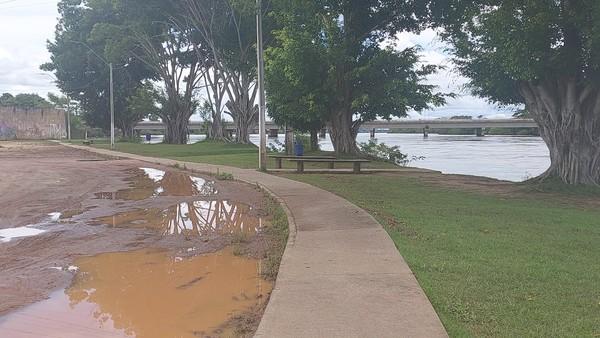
[267,139,285,153]
[358,139,422,166]
[215,171,234,180]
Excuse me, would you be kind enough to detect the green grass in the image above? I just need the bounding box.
[283,174,600,337]
[75,139,397,170]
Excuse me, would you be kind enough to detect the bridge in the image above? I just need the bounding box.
[134,118,538,137]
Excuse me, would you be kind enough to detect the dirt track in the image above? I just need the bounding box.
[0,141,272,327]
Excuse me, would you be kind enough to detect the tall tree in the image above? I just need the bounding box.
[184,0,267,144]
[42,0,153,138]
[434,0,600,185]
[265,10,328,147]
[266,0,447,155]
[183,0,230,141]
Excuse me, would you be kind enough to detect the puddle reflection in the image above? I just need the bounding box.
[0,248,271,338]
[95,168,217,201]
[94,200,262,237]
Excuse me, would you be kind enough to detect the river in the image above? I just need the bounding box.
[144,133,551,182]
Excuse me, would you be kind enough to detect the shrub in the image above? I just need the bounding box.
[358,139,422,166]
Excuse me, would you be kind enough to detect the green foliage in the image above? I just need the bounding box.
[512,109,531,119]
[42,0,155,133]
[261,195,289,281]
[266,0,449,153]
[358,139,416,166]
[0,93,52,109]
[215,171,234,181]
[434,0,600,105]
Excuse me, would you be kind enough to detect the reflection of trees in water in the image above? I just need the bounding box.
[94,168,216,200]
[163,200,261,236]
[142,169,216,197]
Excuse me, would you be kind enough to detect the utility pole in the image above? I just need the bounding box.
[109,62,115,149]
[66,95,71,140]
[256,0,267,170]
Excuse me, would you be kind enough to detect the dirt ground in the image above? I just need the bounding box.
[0,141,277,332]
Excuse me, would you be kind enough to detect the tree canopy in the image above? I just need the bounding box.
[434,0,600,185]
[0,93,52,109]
[42,0,155,138]
[266,0,448,154]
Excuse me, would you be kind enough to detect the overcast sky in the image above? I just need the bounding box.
[0,0,509,118]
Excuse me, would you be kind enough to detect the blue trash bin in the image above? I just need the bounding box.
[294,142,304,156]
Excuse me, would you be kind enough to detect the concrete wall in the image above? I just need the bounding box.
[0,107,67,140]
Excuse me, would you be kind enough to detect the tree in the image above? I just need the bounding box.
[434,0,600,185]
[124,82,160,138]
[131,23,203,144]
[0,93,15,106]
[266,0,447,155]
[0,93,52,109]
[184,0,269,144]
[183,0,231,141]
[42,0,153,138]
[265,3,328,150]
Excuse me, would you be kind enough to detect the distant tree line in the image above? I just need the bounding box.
[0,93,52,109]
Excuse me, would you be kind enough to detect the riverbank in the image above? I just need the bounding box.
[75,132,551,181]
[76,140,600,337]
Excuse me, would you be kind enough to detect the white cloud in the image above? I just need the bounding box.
[0,0,60,95]
[392,29,510,118]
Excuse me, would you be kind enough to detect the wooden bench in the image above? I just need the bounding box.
[268,155,335,169]
[287,158,371,173]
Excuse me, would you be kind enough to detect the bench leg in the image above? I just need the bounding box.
[276,158,282,169]
[353,162,361,174]
[297,161,304,173]
[328,161,334,169]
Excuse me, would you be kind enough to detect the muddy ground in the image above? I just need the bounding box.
[0,141,281,335]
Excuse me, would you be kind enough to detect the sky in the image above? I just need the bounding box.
[0,0,510,118]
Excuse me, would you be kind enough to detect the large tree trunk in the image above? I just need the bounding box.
[519,78,600,185]
[163,119,188,144]
[225,72,258,144]
[329,109,359,155]
[163,112,190,144]
[225,100,256,144]
[209,118,224,140]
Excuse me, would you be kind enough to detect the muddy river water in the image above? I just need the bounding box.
[0,145,277,338]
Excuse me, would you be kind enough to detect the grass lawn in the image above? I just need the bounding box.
[284,173,600,337]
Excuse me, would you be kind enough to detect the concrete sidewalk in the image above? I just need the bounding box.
[65,144,448,338]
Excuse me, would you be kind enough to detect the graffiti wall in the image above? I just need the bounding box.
[0,107,67,140]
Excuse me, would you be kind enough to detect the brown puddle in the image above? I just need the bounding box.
[93,200,263,237]
[95,168,217,201]
[0,248,271,338]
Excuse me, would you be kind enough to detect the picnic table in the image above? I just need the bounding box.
[268,155,335,169]
[287,158,371,173]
